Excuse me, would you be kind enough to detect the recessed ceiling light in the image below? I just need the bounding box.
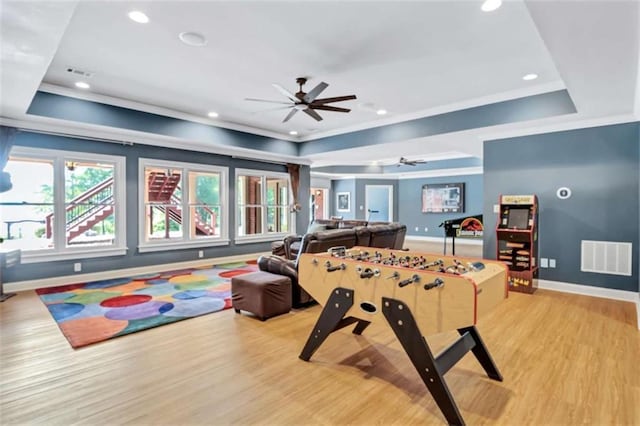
[376,109,387,115]
[522,73,539,81]
[75,81,90,89]
[207,111,219,118]
[128,10,149,24]
[289,130,298,136]
[481,0,502,12]
[179,32,207,47]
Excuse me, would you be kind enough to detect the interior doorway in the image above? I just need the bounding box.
[365,185,393,222]
[310,188,328,222]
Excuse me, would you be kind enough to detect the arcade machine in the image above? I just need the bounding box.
[495,195,539,293]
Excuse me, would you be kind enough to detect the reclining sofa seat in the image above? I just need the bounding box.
[259,222,407,308]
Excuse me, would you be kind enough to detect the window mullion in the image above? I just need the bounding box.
[262,176,268,236]
[53,156,66,251]
[182,168,190,241]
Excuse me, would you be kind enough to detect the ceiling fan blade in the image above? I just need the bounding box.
[272,84,298,102]
[312,95,357,104]
[282,108,298,123]
[310,105,351,113]
[303,82,328,103]
[303,108,323,122]
[251,106,293,114]
[245,97,293,105]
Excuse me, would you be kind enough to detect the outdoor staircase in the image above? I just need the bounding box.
[45,177,115,243]
[46,172,217,243]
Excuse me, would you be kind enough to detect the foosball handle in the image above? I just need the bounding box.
[424,278,445,290]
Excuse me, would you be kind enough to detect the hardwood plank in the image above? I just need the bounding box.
[1,288,638,425]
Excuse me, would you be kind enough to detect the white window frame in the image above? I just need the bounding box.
[235,168,295,244]
[138,158,229,252]
[5,146,127,263]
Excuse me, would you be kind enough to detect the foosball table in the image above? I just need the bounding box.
[297,246,508,426]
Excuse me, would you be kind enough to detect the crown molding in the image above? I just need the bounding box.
[0,114,311,165]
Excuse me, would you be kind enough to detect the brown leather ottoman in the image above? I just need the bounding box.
[231,271,292,320]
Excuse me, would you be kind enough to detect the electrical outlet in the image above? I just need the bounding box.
[549,259,556,268]
[424,227,428,232]
[359,205,363,210]
[414,227,419,232]
[198,250,204,258]
[74,262,82,272]
[540,258,548,268]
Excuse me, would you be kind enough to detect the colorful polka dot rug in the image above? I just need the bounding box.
[35,260,258,348]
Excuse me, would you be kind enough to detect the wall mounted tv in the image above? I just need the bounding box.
[421,183,465,213]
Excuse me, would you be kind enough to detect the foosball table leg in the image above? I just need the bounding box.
[457,326,503,381]
[352,319,371,335]
[382,297,466,426]
[299,287,355,361]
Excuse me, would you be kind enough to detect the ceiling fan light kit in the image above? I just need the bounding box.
[245,77,356,123]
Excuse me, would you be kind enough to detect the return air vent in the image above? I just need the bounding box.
[66,67,94,78]
[581,240,632,276]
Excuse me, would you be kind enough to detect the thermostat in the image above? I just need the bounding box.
[556,187,571,199]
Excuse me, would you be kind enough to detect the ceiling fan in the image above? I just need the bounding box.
[245,77,356,123]
[397,157,427,166]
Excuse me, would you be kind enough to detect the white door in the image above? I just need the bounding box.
[365,185,393,222]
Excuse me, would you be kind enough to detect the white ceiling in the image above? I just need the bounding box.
[1,0,639,169]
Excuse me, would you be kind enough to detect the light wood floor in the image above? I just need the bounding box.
[404,239,482,258]
[1,286,639,425]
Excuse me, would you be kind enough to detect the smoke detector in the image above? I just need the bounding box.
[66,67,94,78]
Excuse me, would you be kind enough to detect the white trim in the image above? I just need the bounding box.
[137,239,230,253]
[6,146,127,261]
[311,167,483,180]
[0,115,310,166]
[138,158,229,251]
[539,279,640,330]
[235,168,295,239]
[537,279,639,303]
[405,235,484,246]
[4,252,269,293]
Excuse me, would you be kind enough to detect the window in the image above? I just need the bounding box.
[236,169,292,243]
[0,147,126,262]
[139,158,228,252]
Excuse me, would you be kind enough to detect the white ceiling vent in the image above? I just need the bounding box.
[581,240,632,276]
[66,67,94,78]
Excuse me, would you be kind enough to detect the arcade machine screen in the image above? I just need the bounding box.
[507,208,529,229]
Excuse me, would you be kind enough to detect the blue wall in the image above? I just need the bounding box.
[398,174,483,238]
[483,122,639,292]
[331,179,356,219]
[3,130,310,283]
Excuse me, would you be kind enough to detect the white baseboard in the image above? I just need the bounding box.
[4,251,270,293]
[538,279,640,330]
[405,235,484,246]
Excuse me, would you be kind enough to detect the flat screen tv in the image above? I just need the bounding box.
[421,183,464,213]
[507,208,530,229]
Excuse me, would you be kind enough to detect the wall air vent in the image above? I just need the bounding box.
[66,67,94,78]
[581,240,632,276]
